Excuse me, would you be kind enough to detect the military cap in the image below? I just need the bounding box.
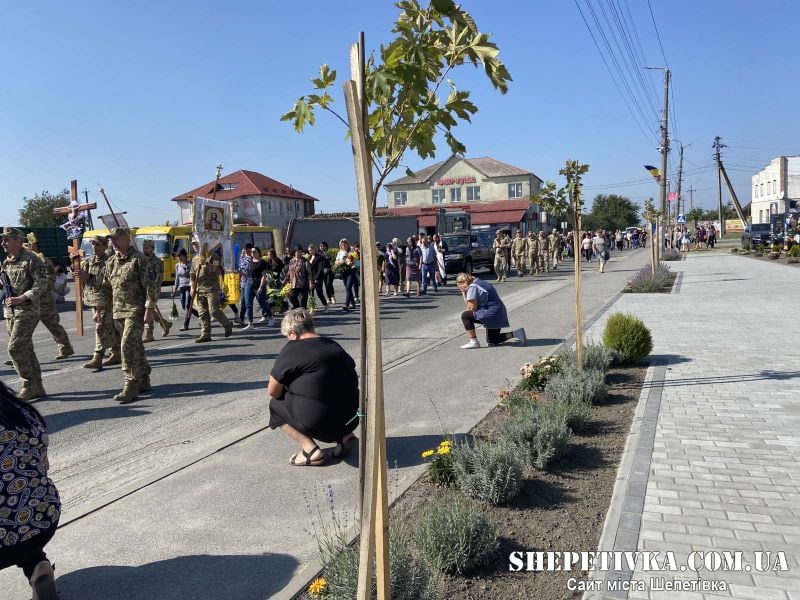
[0,227,24,240]
[108,227,131,238]
[90,235,109,245]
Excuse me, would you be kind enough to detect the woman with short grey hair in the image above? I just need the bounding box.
[268,309,359,465]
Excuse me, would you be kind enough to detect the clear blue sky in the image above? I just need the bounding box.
[3,0,798,227]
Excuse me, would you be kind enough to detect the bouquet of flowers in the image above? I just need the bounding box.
[332,251,360,279]
[169,300,179,320]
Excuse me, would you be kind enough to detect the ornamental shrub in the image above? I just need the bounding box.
[544,365,607,405]
[625,263,671,293]
[558,343,620,373]
[602,312,653,364]
[421,439,456,487]
[552,397,593,433]
[518,355,562,391]
[416,500,499,575]
[661,249,681,260]
[500,402,571,470]
[324,525,436,600]
[452,438,524,505]
[742,242,751,251]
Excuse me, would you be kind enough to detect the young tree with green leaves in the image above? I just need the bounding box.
[281,0,511,205]
[642,198,663,272]
[18,189,71,228]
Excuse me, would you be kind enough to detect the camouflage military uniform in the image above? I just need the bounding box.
[2,243,48,399]
[81,251,120,366]
[510,234,528,277]
[141,252,165,343]
[525,233,539,275]
[492,233,511,282]
[105,243,156,395]
[548,232,561,270]
[31,251,74,359]
[190,254,232,342]
[537,232,551,273]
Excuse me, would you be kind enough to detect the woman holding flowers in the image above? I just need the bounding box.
[267,309,359,466]
[334,239,358,312]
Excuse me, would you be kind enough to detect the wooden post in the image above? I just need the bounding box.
[572,181,583,370]
[71,181,85,336]
[345,69,390,599]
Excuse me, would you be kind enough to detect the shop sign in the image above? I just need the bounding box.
[436,176,477,185]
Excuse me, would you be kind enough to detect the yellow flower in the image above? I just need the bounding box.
[438,440,452,449]
[437,445,451,455]
[421,449,434,459]
[308,577,327,596]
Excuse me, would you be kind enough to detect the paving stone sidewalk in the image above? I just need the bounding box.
[585,252,800,600]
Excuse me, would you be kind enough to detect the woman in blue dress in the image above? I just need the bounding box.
[456,273,526,349]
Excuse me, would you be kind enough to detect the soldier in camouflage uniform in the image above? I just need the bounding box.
[549,230,561,271]
[525,231,539,275]
[1,228,48,400]
[190,242,233,342]
[75,235,121,371]
[26,233,74,360]
[510,230,528,277]
[492,229,511,282]
[104,227,157,403]
[140,239,171,343]
[537,230,551,273]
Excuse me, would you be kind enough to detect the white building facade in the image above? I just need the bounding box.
[751,156,800,224]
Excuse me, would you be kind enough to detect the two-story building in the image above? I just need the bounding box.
[751,156,800,225]
[172,169,318,231]
[383,155,551,232]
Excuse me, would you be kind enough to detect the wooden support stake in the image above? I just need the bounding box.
[345,75,390,600]
[69,180,85,336]
[573,184,583,370]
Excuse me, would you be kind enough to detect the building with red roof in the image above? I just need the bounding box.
[172,169,318,231]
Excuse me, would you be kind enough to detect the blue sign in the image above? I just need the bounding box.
[677,214,686,224]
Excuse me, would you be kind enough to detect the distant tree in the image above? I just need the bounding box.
[686,207,703,227]
[585,194,640,231]
[701,203,736,222]
[18,189,70,228]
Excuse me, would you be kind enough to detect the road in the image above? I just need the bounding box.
[0,248,651,599]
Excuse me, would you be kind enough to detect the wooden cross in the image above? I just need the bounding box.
[52,180,97,336]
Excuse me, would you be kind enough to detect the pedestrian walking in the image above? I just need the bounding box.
[77,235,121,370]
[103,227,157,403]
[432,233,448,285]
[538,230,551,273]
[334,239,358,311]
[592,230,609,273]
[319,242,336,305]
[236,242,254,324]
[419,236,438,294]
[307,244,329,312]
[189,239,233,343]
[383,242,400,296]
[1,228,48,400]
[243,247,275,329]
[549,230,561,270]
[141,239,171,343]
[525,231,538,275]
[492,229,511,281]
[173,249,199,331]
[456,273,526,349]
[25,234,74,360]
[581,232,593,263]
[511,230,527,277]
[403,236,422,297]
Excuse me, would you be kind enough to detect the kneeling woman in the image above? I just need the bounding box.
[456,273,526,349]
[267,309,359,465]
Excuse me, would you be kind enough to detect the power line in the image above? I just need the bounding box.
[646,0,668,66]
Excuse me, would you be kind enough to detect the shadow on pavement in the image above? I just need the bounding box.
[44,405,151,433]
[56,552,299,600]
[336,433,468,469]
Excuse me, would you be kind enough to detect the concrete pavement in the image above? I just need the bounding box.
[0,247,651,599]
[586,249,800,599]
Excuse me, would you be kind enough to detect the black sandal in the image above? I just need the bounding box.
[289,445,326,466]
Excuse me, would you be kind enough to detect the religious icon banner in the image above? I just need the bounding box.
[193,197,234,271]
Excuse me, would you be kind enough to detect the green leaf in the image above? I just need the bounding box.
[431,0,456,15]
[405,167,416,178]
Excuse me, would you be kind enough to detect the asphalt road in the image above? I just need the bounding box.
[0,248,651,599]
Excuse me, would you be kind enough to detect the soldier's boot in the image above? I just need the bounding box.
[102,348,122,367]
[138,377,152,393]
[55,345,75,360]
[194,334,212,343]
[223,321,233,338]
[161,320,172,337]
[18,380,47,402]
[83,352,105,371]
[113,380,140,404]
[142,324,156,343]
[3,359,12,366]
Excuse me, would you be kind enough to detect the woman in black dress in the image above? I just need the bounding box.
[267,309,359,465]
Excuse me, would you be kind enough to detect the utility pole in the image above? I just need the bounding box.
[659,68,671,252]
[713,136,726,236]
[688,185,695,212]
[676,143,686,219]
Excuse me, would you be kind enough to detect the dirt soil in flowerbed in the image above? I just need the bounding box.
[736,251,800,267]
[389,363,647,600]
